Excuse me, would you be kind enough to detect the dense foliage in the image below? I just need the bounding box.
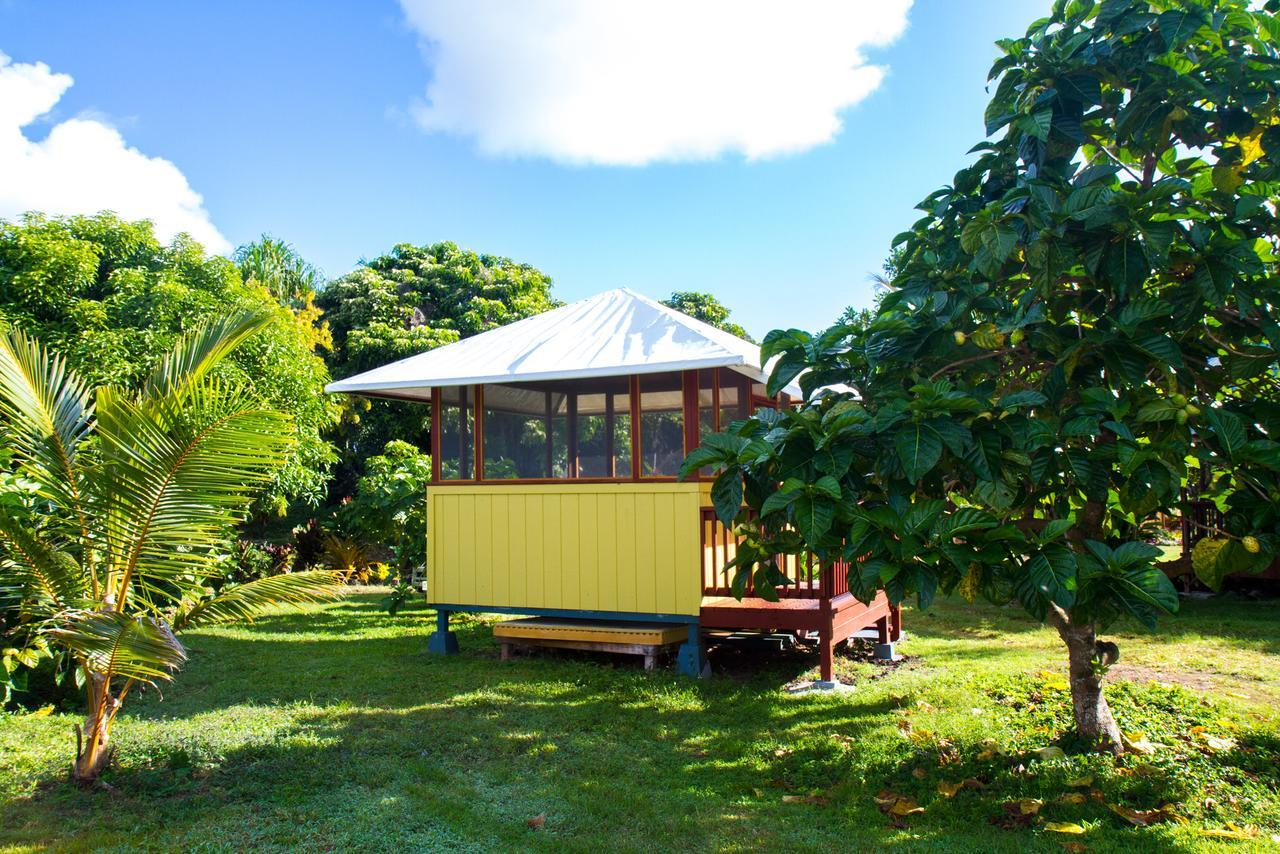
[685,0,1280,747]
[338,440,431,578]
[317,241,557,490]
[0,215,338,513]
[0,312,340,782]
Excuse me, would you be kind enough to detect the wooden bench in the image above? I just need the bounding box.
[493,617,688,671]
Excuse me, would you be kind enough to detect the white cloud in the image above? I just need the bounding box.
[0,52,229,252]
[400,0,913,166]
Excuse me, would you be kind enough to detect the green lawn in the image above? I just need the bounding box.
[2,592,1279,852]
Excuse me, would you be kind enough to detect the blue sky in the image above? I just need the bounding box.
[0,0,1048,335]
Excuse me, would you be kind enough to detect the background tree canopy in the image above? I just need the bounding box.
[316,241,559,492]
[0,214,338,514]
[685,0,1280,747]
[661,291,753,340]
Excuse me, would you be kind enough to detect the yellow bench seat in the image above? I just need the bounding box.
[493,618,688,670]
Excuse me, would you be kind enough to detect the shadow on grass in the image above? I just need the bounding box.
[7,593,1277,851]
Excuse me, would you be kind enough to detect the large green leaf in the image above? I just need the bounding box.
[95,381,295,602]
[174,571,342,630]
[48,610,186,683]
[894,423,943,483]
[1026,544,1077,609]
[792,494,835,543]
[710,471,743,526]
[1204,408,1246,457]
[0,510,86,612]
[0,327,94,541]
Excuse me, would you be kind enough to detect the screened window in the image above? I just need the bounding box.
[481,384,569,479]
[438,385,474,480]
[718,368,749,428]
[639,372,685,477]
[573,377,632,478]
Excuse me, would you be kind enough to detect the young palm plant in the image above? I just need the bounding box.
[0,311,341,784]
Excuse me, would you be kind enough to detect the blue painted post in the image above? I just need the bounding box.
[427,608,459,655]
[676,622,708,678]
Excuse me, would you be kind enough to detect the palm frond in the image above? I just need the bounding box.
[172,570,343,630]
[94,380,295,601]
[0,508,86,613]
[48,610,186,683]
[0,326,94,537]
[143,309,274,400]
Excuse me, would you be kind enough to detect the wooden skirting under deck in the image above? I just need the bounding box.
[700,591,900,682]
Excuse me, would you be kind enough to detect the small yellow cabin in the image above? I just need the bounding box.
[327,289,899,679]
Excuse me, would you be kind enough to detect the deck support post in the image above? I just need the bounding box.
[427,608,459,655]
[873,610,902,662]
[676,623,708,678]
[818,621,834,683]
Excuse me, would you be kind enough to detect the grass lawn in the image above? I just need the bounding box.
[2,591,1279,852]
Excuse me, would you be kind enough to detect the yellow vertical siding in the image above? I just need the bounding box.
[427,483,702,616]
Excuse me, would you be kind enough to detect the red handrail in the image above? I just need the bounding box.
[699,507,849,600]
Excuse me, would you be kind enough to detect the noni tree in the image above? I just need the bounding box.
[684,0,1280,749]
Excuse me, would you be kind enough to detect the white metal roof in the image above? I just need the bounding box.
[324,287,801,399]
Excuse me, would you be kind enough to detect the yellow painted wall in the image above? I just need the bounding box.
[427,483,704,616]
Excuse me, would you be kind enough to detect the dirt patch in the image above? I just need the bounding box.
[1108,663,1266,704]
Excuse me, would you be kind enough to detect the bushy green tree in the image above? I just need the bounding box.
[662,291,753,340]
[0,214,338,513]
[318,241,557,489]
[685,0,1280,750]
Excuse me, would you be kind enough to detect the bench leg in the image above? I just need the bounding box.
[676,623,709,678]
[644,652,656,671]
[427,608,460,655]
[500,642,511,661]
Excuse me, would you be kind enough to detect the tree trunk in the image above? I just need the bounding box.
[1048,610,1124,753]
[73,674,116,784]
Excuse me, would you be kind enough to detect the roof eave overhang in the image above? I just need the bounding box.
[325,354,753,396]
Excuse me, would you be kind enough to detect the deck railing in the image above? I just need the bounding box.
[699,507,850,600]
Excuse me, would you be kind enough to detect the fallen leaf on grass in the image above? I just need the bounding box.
[912,767,927,780]
[993,798,1043,829]
[1035,746,1066,761]
[1107,803,1182,827]
[1061,843,1090,853]
[874,790,925,817]
[1199,823,1257,840]
[1133,763,1163,778]
[1057,793,1086,805]
[1203,735,1236,752]
[1044,821,1086,834]
[773,747,794,758]
[28,706,53,717]
[782,793,830,806]
[937,780,963,797]
[527,814,546,830]
[1065,775,1093,788]
[1012,798,1044,816]
[1123,732,1157,755]
[963,777,986,790]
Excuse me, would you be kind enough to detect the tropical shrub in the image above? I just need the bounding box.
[381,581,421,616]
[338,440,431,579]
[0,311,341,783]
[684,0,1280,750]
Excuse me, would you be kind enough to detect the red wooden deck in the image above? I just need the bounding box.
[698,508,901,681]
